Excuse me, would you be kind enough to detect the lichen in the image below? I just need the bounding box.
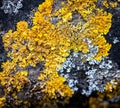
[0,0,119,107]
[1,0,23,14]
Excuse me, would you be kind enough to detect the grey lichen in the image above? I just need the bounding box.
[58,39,120,96]
[1,0,23,14]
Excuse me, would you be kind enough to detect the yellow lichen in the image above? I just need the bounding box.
[110,2,118,8]
[103,0,109,8]
[105,80,117,92]
[0,97,5,107]
[102,0,118,8]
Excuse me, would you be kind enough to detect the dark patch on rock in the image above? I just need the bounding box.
[106,7,120,68]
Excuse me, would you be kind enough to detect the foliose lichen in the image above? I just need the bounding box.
[0,0,120,107]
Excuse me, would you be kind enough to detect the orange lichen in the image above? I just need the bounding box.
[0,0,117,107]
